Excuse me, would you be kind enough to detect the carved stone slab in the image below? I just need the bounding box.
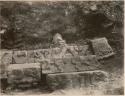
[0,50,13,78]
[46,70,108,90]
[12,50,27,64]
[27,50,35,63]
[34,49,51,63]
[91,37,114,59]
[41,55,101,74]
[7,63,41,84]
[0,50,13,64]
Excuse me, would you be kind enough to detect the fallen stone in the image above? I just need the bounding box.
[12,50,27,64]
[41,55,101,74]
[91,37,114,59]
[46,70,108,90]
[7,63,41,85]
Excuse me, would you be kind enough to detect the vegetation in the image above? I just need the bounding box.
[0,1,124,49]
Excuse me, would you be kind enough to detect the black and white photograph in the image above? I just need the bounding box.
[0,0,124,95]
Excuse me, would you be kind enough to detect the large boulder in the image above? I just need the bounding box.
[7,63,41,87]
[91,37,114,59]
[46,70,108,90]
[41,55,101,74]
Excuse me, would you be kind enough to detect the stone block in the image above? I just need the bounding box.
[65,45,91,57]
[42,55,101,74]
[65,45,78,57]
[46,70,108,90]
[27,50,35,63]
[51,48,62,58]
[77,45,91,56]
[34,49,51,62]
[91,37,114,59]
[12,50,27,64]
[0,63,8,79]
[0,50,13,64]
[78,55,101,70]
[0,50,12,79]
[7,63,41,84]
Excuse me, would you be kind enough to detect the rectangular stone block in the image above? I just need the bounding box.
[51,48,62,58]
[77,45,91,56]
[0,50,13,79]
[41,55,101,74]
[46,71,108,90]
[27,50,35,63]
[0,50,13,64]
[0,63,8,79]
[7,63,41,84]
[66,45,78,57]
[12,50,27,64]
[78,55,101,70]
[91,37,114,59]
[34,49,51,62]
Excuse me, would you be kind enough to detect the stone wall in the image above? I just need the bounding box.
[0,45,91,64]
[0,39,114,89]
[41,55,101,74]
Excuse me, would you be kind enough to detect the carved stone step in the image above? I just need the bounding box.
[46,70,108,90]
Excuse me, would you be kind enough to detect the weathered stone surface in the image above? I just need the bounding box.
[52,33,66,47]
[34,49,51,62]
[77,45,91,56]
[46,70,108,90]
[0,50,13,64]
[0,50,12,79]
[7,63,41,84]
[91,37,114,59]
[65,45,91,57]
[51,48,62,58]
[27,50,35,63]
[12,50,27,64]
[42,55,101,74]
[0,63,8,79]
[65,45,78,57]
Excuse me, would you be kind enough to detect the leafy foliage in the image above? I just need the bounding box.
[0,1,123,49]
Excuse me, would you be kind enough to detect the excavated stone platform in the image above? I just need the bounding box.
[46,70,108,90]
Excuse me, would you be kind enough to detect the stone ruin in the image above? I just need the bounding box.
[0,33,114,91]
